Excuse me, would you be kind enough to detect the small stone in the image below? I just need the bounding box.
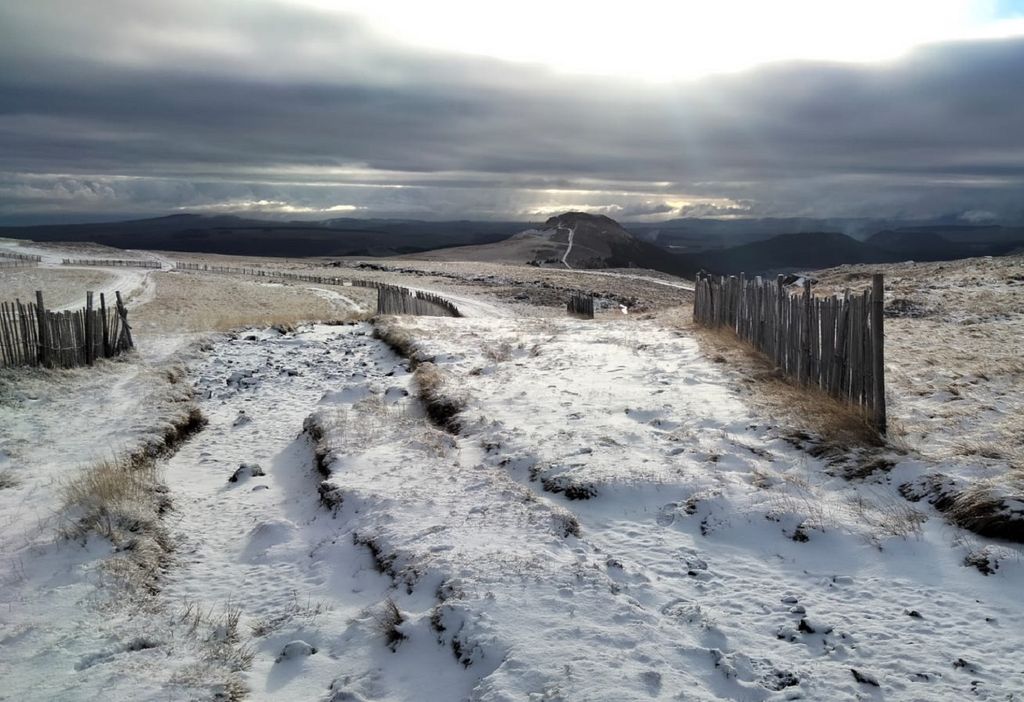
[229,463,265,483]
[850,668,879,687]
[276,640,317,663]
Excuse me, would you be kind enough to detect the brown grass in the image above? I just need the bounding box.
[414,362,466,433]
[943,478,1024,542]
[0,267,115,310]
[372,318,427,365]
[57,402,205,593]
[677,317,882,449]
[59,453,173,594]
[133,272,368,334]
[0,468,19,489]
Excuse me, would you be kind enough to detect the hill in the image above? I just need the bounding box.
[866,225,1024,259]
[415,212,698,275]
[678,231,900,275]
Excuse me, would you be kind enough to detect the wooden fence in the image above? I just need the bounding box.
[176,261,376,286]
[693,273,886,432]
[174,261,461,317]
[376,284,461,317]
[62,259,162,269]
[566,292,595,319]
[0,251,42,263]
[0,259,38,269]
[0,291,134,368]
[174,261,386,289]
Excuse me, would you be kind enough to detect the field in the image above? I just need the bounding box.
[0,243,1022,701]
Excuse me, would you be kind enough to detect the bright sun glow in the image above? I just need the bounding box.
[301,0,1024,79]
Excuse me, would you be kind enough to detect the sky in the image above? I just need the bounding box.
[1,0,1024,224]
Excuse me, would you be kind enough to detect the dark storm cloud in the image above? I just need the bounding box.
[2,0,1024,222]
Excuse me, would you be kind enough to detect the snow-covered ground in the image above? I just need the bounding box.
[0,347,200,700]
[1,251,1022,701]
[371,315,1024,700]
[813,255,1024,539]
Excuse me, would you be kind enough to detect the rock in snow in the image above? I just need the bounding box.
[276,640,317,663]
[228,462,265,482]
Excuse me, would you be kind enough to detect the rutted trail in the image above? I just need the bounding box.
[155,323,480,699]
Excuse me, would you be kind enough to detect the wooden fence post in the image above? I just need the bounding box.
[100,293,110,356]
[115,291,133,349]
[35,291,49,367]
[85,292,94,365]
[799,280,811,384]
[871,274,886,434]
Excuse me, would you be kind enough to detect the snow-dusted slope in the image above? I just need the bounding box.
[379,315,1024,700]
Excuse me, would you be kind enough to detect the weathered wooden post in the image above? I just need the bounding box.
[775,275,785,366]
[35,291,49,367]
[115,291,133,349]
[99,293,110,357]
[871,274,886,434]
[799,279,811,384]
[85,291,94,365]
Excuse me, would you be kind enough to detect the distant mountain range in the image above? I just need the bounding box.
[0,214,522,257]
[1,213,1022,276]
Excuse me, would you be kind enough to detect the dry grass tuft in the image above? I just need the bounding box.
[372,319,426,365]
[59,453,173,594]
[250,594,327,638]
[944,479,1024,542]
[373,597,408,651]
[483,341,513,363]
[171,601,256,702]
[57,405,205,593]
[414,362,466,433]
[0,468,19,489]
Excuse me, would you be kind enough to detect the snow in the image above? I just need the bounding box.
[0,346,202,700]
[1,273,1022,700]
[375,315,1024,699]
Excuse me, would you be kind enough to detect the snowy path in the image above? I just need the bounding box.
[305,285,368,314]
[0,239,165,311]
[153,324,482,699]
[402,284,511,318]
[50,265,156,312]
[558,268,695,292]
[559,225,576,269]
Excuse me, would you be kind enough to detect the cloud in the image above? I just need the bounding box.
[1,1,1024,223]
